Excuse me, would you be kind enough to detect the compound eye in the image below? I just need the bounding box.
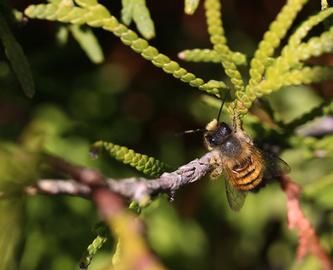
[208,136,217,145]
[206,133,223,146]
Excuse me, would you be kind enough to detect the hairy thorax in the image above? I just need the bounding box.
[220,136,242,158]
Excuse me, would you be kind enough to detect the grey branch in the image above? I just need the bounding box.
[108,151,213,202]
[25,179,91,198]
[23,151,214,202]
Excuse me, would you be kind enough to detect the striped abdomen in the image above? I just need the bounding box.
[231,154,264,191]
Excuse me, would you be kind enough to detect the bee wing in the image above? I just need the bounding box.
[225,180,247,211]
[262,151,290,179]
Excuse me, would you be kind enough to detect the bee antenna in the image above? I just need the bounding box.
[176,128,206,136]
[216,90,229,122]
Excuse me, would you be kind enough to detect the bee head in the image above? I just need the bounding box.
[205,119,232,147]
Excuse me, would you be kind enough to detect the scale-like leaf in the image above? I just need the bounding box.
[91,141,169,177]
[70,25,104,64]
[185,0,200,15]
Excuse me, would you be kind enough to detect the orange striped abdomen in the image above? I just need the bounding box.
[231,155,264,191]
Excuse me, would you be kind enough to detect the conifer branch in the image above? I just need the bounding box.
[91,141,169,177]
[24,1,224,96]
[204,0,245,96]
[21,152,213,203]
[178,49,246,66]
[248,0,308,88]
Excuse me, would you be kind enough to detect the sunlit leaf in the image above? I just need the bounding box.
[56,26,69,45]
[121,0,155,39]
[69,25,104,64]
[185,0,200,15]
[121,0,134,25]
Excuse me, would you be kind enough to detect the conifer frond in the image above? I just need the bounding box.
[69,25,104,63]
[199,79,227,93]
[280,66,333,86]
[232,1,333,116]
[321,0,329,10]
[253,66,333,98]
[121,0,155,39]
[185,0,200,15]
[179,49,247,65]
[24,1,333,118]
[296,26,333,60]
[287,8,333,49]
[204,0,244,93]
[91,141,168,177]
[25,0,221,96]
[121,0,133,25]
[271,26,333,78]
[248,0,308,88]
[229,0,309,113]
[79,223,108,270]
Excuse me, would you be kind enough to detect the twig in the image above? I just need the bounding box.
[14,151,213,203]
[279,175,333,270]
[106,151,212,202]
[24,179,91,198]
[2,152,331,269]
[45,155,167,270]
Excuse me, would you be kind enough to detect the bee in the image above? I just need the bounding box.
[204,116,290,211]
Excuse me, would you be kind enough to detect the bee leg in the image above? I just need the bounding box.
[209,151,223,180]
[210,167,223,179]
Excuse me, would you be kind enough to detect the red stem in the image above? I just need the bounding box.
[280,175,333,270]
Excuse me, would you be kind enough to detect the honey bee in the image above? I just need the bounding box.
[204,117,290,211]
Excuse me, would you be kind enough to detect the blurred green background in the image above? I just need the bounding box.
[0,1,332,270]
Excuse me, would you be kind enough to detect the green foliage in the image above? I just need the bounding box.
[54,24,104,63]
[204,0,245,95]
[121,0,155,39]
[184,0,201,15]
[69,25,104,63]
[23,0,333,115]
[0,144,40,192]
[0,199,22,270]
[233,2,333,115]
[322,0,329,10]
[91,141,168,177]
[0,145,40,270]
[79,223,108,270]
[282,100,333,131]
[24,0,222,96]
[248,0,308,88]
[179,49,247,65]
[142,197,208,270]
[0,4,35,97]
[290,134,333,158]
